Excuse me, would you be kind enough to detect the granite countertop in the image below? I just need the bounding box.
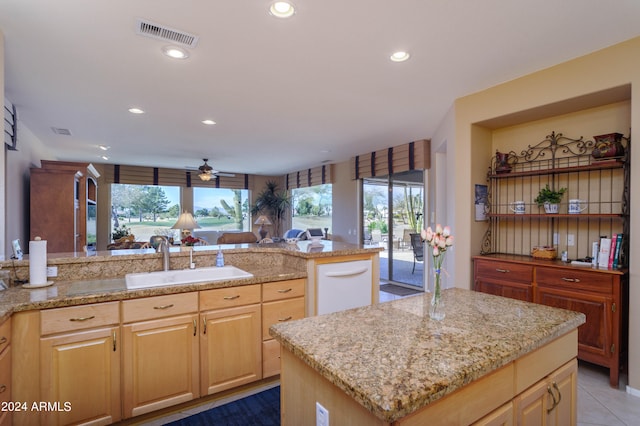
[0,263,305,321]
[270,288,586,423]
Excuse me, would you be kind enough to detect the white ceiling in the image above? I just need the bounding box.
[2,0,640,176]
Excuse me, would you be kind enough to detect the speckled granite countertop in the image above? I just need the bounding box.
[0,241,381,322]
[0,263,305,321]
[270,288,586,422]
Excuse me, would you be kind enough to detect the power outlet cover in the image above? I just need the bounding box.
[316,402,329,426]
[46,266,58,277]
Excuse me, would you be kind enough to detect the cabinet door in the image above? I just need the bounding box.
[200,304,262,396]
[40,326,120,425]
[515,360,577,426]
[547,359,577,426]
[536,286,610,360]
[122,314,199,418]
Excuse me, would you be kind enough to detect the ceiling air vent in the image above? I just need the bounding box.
[135,18,199,48]
[51,127,72,136]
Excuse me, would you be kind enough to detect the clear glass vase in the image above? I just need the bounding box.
[430,269,445,320]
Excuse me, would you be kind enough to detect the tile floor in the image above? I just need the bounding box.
[134,290,640,426]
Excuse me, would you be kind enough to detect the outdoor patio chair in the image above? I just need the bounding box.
[409,233,424,273]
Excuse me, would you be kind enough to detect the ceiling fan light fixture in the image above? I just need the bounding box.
[270,1,295,18]
[198,158,218,181]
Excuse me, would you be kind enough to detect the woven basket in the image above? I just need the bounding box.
[531,246,557,260]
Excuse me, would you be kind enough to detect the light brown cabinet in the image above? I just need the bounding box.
[474,256,626,387]
[30,160,99,253]
[39,302,120,425]
[0,319,11,426]
[121,293,199,418]
[515,359,577,426]
[200,285,262,396]
[262,279,305,377]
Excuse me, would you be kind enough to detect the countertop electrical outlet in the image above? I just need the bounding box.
[46,266,58,277]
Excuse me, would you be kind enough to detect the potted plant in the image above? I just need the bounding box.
[534,184,567,213]
[251,180,290,238]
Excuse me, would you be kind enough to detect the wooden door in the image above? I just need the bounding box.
[536,286,610,361]
[40,326,120,425]
[200,304,262,395]
[122,314,199,418]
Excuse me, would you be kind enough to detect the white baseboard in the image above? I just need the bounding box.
[626,385,640,398]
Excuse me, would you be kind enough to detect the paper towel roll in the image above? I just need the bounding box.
[29,238,48,285]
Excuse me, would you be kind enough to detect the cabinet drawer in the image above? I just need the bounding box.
[536,268,613,294]
[262,339,281,378]
[475,260,533,284]
[263,279,305,302]
[41,301,119,335]
[262,297,305,340]
[0,319,10,354]
[122,292,198,323]
[200,284,261,310]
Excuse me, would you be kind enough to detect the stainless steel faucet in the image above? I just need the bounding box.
[156,238,170,271]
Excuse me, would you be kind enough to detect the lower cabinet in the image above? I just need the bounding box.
[122,293,199,418]
[515,359,577,426]
[39,302,121,426]
[474,256,626,387]
[0,319,11,426]
[262,279,306,377]
[200,285,262,396]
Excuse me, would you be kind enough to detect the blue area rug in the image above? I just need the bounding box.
[165,386,280,426]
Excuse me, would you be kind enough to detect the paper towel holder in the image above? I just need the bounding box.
[11,239,23,260]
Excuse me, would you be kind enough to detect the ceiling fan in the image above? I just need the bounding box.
[190,159,235,181]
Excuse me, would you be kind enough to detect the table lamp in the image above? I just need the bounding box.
[254,215,272,240]
[172,211,201,240]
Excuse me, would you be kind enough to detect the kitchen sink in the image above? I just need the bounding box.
[125,266,253,290]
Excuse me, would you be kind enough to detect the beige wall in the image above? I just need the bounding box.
[449,36,640,391]
[330,160,359,244]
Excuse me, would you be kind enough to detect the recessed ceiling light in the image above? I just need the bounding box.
[101,155,109,161]
[202,119,216,125]
[162,46,189,59]
[390,51,410,62]
[128,107,145,114]
[270,1,295,18]
[99,145,110,151]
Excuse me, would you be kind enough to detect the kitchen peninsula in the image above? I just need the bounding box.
[271,288,586,425]
[0,241,381,424]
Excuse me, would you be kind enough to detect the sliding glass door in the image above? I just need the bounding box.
[363,170,425,289]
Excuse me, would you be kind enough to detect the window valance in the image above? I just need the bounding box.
[285,164,334,189]
[350,139,430,179]
[103,164,252,190]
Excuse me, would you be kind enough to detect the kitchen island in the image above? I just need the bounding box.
[270,288,586,425]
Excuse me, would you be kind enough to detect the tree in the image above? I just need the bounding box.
[221,190,244,227]
[251,181,290,237]
[168,204,181,218]
[195,208,210,217]
[138,186,170,222]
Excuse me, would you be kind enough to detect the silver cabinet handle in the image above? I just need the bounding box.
[223,295,240,300]
[278,316,293,322]
[277,288,293,293]
[495,268,510,273]
[70,315,95,322]
[154,304,175,310]
[561,277,581,282]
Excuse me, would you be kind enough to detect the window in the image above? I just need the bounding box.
[111,184,180,242]
[291,184,332,234]
[193,187,250,231]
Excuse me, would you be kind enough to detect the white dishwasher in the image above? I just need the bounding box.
[316,259,373,315]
